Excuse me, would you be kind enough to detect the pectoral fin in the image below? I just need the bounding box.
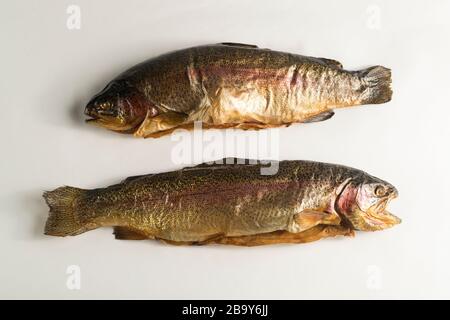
[288,209,341,233]
[134,110,189,138]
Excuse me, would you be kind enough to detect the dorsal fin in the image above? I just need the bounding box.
[121,174,152,183]
[187,158,264,170]
[318,57,343,69]
[218,42,258,49]
[178,157,272,171]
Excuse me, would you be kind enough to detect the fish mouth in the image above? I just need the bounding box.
[85,114,138,133]
[85,114,117,129]
[351,193,401,231]
[364,208,401,230]
[85,115,104,126]
[85,107,117,127]
[85,116,98,123]
[84,106,101,123]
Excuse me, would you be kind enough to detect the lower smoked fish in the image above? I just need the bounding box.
[84,43,392,138]
[43,159,400,246]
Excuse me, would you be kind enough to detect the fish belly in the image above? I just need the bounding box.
[188,65,334,126]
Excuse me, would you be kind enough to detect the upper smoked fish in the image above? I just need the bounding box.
[84,43,392,138]
[43,159,400,246]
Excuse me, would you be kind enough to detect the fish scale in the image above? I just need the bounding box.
[84,43,392,138]
[43,159,401,244]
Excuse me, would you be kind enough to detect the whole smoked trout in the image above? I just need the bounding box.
[43,159,400,246]
[84,43,392,138]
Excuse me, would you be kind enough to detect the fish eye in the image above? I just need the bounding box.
[374,185,387,197]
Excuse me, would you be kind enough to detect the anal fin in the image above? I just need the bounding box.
[289,209,341,233]
[113,227,149,240]
[303,111,335,123]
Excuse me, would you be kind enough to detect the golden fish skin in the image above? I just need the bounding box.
[43,159,400,246]
[84,43,392,138]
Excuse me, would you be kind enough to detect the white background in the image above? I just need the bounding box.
[1,0,449,299]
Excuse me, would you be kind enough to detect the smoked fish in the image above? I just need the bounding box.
[43,159,400,246]
[84,43,392,138]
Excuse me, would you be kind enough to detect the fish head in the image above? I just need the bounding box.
[84,81,150,132]
[336,174,400,231]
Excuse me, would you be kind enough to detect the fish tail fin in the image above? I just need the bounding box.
[358,66,392,104]
[43,186,91,237]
